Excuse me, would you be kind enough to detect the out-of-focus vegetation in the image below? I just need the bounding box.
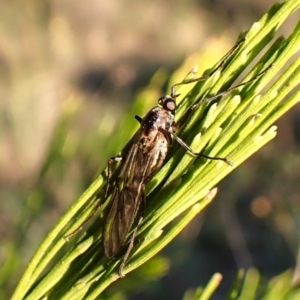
[1,0,300,299]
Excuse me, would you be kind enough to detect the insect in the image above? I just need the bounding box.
[66,39,272,278]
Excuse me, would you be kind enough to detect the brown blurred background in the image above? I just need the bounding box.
[0,0,300,299]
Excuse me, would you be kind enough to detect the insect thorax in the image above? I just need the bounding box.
[142,107,174,132]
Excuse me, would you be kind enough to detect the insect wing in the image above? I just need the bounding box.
[103,137,151,257]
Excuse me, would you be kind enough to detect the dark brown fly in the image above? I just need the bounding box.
[102,92,233,275]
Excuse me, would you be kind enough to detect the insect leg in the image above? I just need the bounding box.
[118,191,146,278]
[171,38,245,97]
[177,64,273,130]
[104,156,123,198]
[199,64,273,106]
[65,155,122,241]
[170,131,233,166]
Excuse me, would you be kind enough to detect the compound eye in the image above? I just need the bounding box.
[164,98,176,111]
[158,96,176,111]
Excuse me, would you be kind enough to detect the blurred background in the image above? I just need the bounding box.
[0,0,300,299]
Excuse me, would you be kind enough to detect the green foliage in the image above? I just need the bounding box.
[183,269,300,300]
[10,0,300,299]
